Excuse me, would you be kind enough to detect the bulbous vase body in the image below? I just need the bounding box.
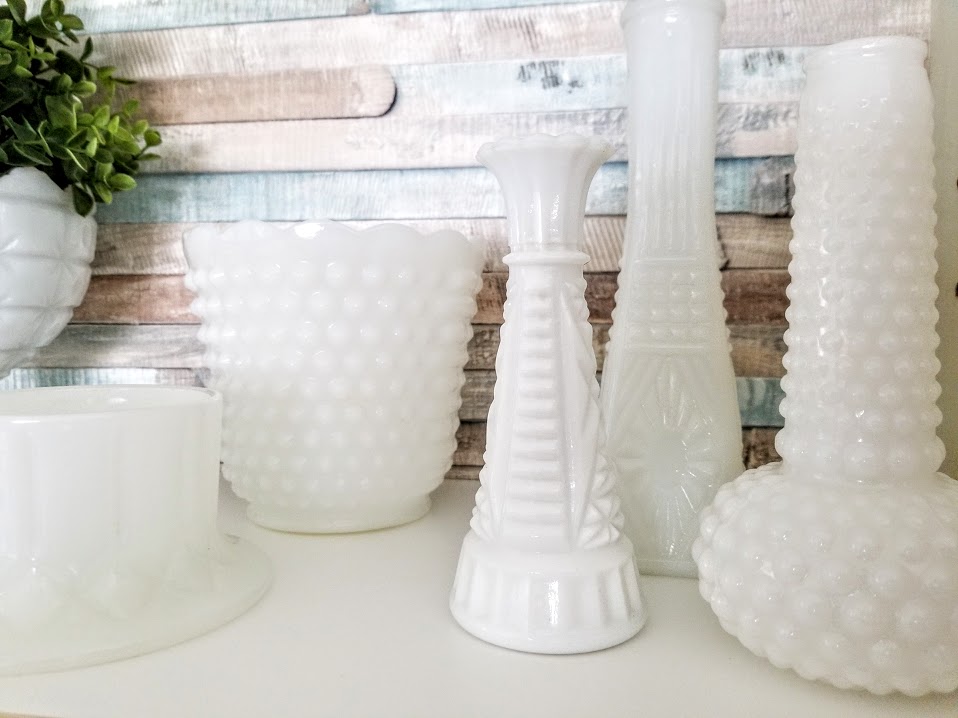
[600,0,743,578]
[185,220,483,533]
[693,37,958,696]
[450,135,645,654]
[0,168,96,378]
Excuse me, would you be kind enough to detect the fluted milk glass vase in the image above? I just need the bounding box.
[600,0,743,578]
[694,37,958,697]
[450,135,646,654]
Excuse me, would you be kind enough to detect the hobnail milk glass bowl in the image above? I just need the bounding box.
[0,385,272,675]
[184,220,484,533]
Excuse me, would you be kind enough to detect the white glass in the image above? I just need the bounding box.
[600,0,744,578]
[185,220,483,533]
[694,37,958,696]
[0,167,96,378]
[0,385,271,675]
[450,135,646,654]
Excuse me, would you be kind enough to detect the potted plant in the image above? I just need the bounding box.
[0,0,159,378]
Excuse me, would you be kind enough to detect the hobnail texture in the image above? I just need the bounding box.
[0,386,271,675]
[600,0,743,578]
[451,135,646,654]
[693,37,958,696]
[185,220,483,533]
[0,168,96,378]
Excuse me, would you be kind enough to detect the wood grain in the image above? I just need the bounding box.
[98,160,794,223]
[150,103,796,173]
[454,422,781,470]
[69,0,369,33]
[71,270,789,325]
[85,3,928,78]
[92,215,793,276]
[122,67,396,125]
[30,323,786,379]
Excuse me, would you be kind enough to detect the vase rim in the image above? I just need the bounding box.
[0,385,219,422]
[477,133,613,164]
[805,36,927,72]
[620,0,726,25]
[183,218,471,247]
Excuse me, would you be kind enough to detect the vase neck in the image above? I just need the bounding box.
[479,134,612,253]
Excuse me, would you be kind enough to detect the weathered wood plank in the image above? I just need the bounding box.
[71,269,788,325]
[2,367,783,428]
[0,367,206,390]
[66,0,368,33]
[124,68,395,125]
[392,50,808,116]
[454,422,782,469]
[85,3,928,77]
[31,322,786,379]
[149,104,795,173]
[93,215,792,276]
[98,159,794,223]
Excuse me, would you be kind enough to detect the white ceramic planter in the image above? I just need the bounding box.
[0,386,271,675]
[0,168,96,378]
[185,220,483,533]
[600,0,744,578]
[450,135,645,654]
[694,37,958,696]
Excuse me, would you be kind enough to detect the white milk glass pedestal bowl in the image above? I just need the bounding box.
[0,168,97,378]
[450,135,646,654]
[0,386,272,675]
[693,37,958,696]
[185,220,483,533]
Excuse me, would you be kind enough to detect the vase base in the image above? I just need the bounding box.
[450,531,646,654]
[246,494,432,534]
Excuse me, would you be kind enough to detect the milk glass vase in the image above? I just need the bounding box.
[450,135,646,654]
[694,37,958,696]
[600,0,743,578]
[185,221,483,533]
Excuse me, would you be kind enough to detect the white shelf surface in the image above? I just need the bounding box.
[1,481,956,718]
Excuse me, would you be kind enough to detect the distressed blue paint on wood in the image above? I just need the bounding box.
[63,0,365,33]
[737,377,784,427]
[99,158,792,223]
[393,49,807,115]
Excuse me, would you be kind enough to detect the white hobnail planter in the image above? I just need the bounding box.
[0,386,271,675]
[450,135,646,654]
[693,37,958,696]
[599,0,744,578]
[0,168,96,378]
[185,220,483,533]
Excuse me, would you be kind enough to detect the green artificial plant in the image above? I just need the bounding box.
[0,0,160,215]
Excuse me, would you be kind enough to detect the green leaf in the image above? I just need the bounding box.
[72,185,93,216]
[44,94,76,131]
[93,181,112,203]
[108,172,135,191]
[92,105,110,128]
[11,140,51,165]
[93,148,113,164]
[122,98,139,116]
[59,13,82,30]
[0,18,13,41]
[80,36,92,60]
[144,129,161,147]
[72,80,96,96]
[12,64,30,78]
[84,136,97,157]
[0,145,7,163]
[7,0,27,26]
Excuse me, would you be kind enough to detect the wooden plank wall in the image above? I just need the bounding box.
[2,0,932,478]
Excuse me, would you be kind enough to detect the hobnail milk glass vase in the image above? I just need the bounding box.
[693,37,958,696]
[185,221,483,533]
[450,135,646,654]
[599,0,744,578]
[0,386,271,675]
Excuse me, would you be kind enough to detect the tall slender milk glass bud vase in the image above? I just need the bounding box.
[450,135,646,654]
[600,0,743,578]
[694,37,958,696]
